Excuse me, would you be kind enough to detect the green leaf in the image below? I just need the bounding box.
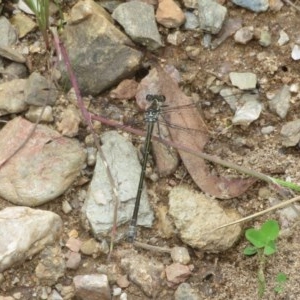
[245,228,265,248]
[276,272,288,283]
[260,220,279,241]
[243,246,257,255]
[263,240,276,256]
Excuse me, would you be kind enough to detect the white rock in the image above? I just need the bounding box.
[25,105,54,123]
[229,72,257,90]
[0,207,62,272]
[277,30,289,46]
[168,186,241,252]
[291,44,300,60]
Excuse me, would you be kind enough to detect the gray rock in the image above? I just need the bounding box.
[0,16,18,47]
[0,79,28,116]
[73,274,111,300]
[269,85,291,119]
[168,186,241,252]
[175,283,201,300]
[231,0,269,12]
[0,117,86,206]
[10,12,36,38]
[59,0,142,96]
[5,62,28,79]
[0,207,62,272]
[24,72,58,106]
[83,131,154,240]
[229,72,257,90]
[35,246,66,286]
[183,11,199,30]
[280,119,300,147]
[197,0,227,34]
[112,1,163,50]
[120,250,164,297]
[48,290,63,300]
[0,46,26,63]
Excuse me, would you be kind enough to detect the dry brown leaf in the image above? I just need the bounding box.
[137,64,255,199]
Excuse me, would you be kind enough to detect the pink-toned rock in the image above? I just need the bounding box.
[165,263,192,285]
[156,0,185,28]
[66,251,81,269]
[66,237,82,252]
[0,117,86,206]
[73,274,111,300]
[110,79,138,100]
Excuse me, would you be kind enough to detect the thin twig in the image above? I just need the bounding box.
[133,241,171,253]
[57,37,120,258]
[214,194,300,230]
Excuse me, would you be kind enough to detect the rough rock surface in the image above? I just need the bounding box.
[0,117,86,206]
[168,186,242,252]
[59,0,142,95]
[0,207,62,272]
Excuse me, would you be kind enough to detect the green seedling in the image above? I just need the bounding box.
[243,219,285,298]
[274,272,288,294]
[24,0,50,49]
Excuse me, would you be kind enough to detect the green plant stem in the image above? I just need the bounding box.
[258,249,266,298]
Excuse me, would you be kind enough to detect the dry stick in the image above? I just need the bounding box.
[58,41,120,257]
[214,194,300,230]
[283,0,300,11]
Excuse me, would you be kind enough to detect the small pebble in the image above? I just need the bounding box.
[113,287,122,296]
[170,247,191,264]
[261,126,275,134]
[66,251,81,270]
[292,45,300,60]
[234,26,253,44]
[259,30,272,47]
[80,238,99,256]
[62,200,72,214]
[277,30,289,46]
[120,293,128,300]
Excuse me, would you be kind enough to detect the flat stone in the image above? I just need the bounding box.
[0,117,86,206]
[168,185,241,252]
[229,72,257,90]
[83,131,154,240]
[112,1,163,50]
[109,79,138,100]
[73,274,111,300]
[0,207,62,272]
[10,13,37,38]
[0,46,26,63]
[197,0,227,34]
[0,16,18,47]
[156,0,186,28]
[0,79,28,116]
[24,72,58,106]
[280,119,300,147]
[60,0,142,95]
[232,0,269,12]
[183,12,199,30]
[66,251,81,270]
[269,85,291,119]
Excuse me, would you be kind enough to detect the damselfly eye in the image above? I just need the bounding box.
[146,94,166,102]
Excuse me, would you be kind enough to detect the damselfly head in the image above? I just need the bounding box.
[146,94,166,103]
